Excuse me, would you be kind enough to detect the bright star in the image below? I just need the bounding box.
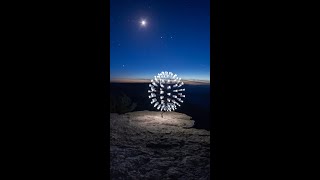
[141,20,146,26]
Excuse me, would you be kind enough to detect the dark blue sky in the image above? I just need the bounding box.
[110,0,210,82]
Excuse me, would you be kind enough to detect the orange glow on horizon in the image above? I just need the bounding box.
[110,78,210,85]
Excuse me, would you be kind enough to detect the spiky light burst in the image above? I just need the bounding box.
[148,71,186,111]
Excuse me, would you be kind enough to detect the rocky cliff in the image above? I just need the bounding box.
[110,111,210,180]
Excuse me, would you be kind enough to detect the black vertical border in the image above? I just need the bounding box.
[211,0,225,179]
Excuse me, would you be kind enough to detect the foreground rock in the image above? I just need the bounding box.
[110,111,210,180]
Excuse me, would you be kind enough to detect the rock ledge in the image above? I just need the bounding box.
[110,111,210,180]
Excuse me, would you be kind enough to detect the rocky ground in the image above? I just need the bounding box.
[110,111,210,180]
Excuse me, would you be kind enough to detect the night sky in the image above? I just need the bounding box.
[110,0,210,83]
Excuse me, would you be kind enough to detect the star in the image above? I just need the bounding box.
[141,20,147,26]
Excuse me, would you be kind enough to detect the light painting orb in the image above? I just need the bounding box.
[148,71,186,111]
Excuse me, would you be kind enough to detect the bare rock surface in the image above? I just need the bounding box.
[110,111,210,180]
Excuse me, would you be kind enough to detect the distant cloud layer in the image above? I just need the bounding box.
[110,78,210,85]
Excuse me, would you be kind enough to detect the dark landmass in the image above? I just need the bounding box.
[110,111,210,179]
[110,83,211,130]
